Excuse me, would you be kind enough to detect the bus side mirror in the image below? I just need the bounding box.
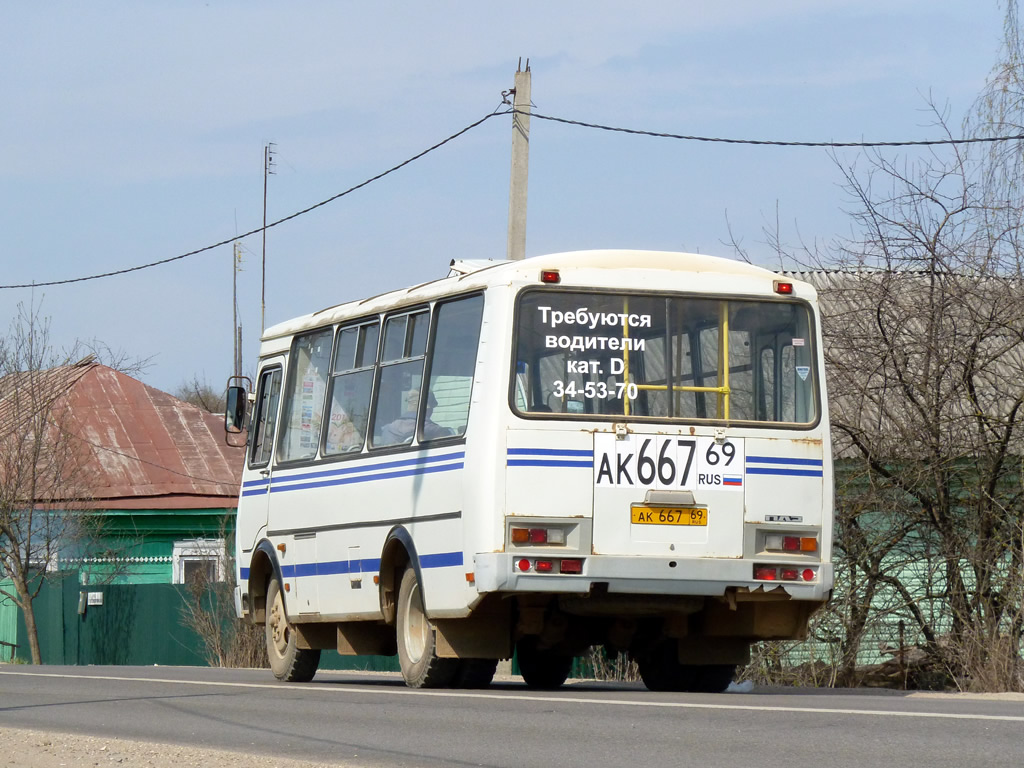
[225,384,248,434]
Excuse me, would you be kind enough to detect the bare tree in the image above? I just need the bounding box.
[172,375,226,415]
[178,516,267,669]
[731,5,1024,691]
[0,303,98,664]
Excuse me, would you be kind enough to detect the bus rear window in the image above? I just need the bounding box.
[512,290,817,425]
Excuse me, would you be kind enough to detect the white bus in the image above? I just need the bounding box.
[227,250,833,691]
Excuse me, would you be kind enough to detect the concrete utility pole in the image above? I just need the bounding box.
[232,241,243,378]
[506,60,531,261]
[261,142,276,333]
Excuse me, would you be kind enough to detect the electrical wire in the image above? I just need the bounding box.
[4,105,1024,291]
[0,110,510,290]
[520,109,1024,147]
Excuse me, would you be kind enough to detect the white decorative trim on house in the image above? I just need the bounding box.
[172,538,227,584]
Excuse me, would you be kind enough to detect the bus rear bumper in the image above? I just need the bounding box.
[473,552,832,602]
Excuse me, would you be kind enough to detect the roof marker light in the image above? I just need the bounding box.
[540,269,561,284]
[773,280,794,295]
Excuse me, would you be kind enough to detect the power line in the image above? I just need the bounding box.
[521,109,1024,147]
[5,107,1024,291]
[0,110,509,290]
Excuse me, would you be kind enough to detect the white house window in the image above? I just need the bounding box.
[172,539,226,585]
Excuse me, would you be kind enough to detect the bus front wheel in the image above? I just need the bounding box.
[396,568,458,688]
[266,577,320,682]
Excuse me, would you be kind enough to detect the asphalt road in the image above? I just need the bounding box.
[1,666,1022,768]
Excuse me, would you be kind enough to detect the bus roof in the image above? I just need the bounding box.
[261,249,812,343]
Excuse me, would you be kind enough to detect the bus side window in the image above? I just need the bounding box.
[250,367,282,467]
[278,328,333,462]
[372,309,429,447]
[423,294,483,439]
[324,321,378,456]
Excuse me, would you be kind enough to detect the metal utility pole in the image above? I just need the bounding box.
[261,142,276,333]
[506,60,531,261]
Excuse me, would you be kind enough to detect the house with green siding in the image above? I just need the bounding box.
[1,361,244,659]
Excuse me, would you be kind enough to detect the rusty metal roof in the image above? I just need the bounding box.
[1,362,243,509]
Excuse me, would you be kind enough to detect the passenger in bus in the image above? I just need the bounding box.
[380,390,451,443]
[325,401,362,453]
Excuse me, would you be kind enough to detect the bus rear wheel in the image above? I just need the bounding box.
[396,568,458,688]
[453,658,498,688]
[637,641,735,693]
[516,638,573,689]
[265,577,320,682]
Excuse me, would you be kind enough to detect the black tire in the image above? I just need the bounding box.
[637,640,695,692]
[453,659,498,689]
[396,568,458,688]
[516,638,573,689]
[265,578,320,682]
[638,641,736,693]
[690,664,736,693]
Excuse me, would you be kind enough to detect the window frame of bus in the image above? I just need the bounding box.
[248,365,283,469]
[418,292,485,443]
[369,305,432,449]
[508,286,821,429]
[320,317,380,459]
[275,326,335,464]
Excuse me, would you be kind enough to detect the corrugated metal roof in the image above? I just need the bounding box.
[1,362,243,509]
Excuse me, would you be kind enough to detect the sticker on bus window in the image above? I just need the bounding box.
[796,366,810,381]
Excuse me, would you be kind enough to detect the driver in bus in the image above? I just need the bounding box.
[380,389,451,443]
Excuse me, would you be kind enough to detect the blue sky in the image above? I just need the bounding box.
[0,1,1008,393]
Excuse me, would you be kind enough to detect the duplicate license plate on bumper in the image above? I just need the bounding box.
[630,506,708,526]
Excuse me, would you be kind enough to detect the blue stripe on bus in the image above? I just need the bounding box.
[239,451,465,497]
[242,451,465,490]
[745,455,824,478]
[270,460,463,494]
[239,551,460,582]
[507,459,594,468]
[746,456,824,467]
[507,447,594,469]
[746,467,824,478]
[507,448,594,457]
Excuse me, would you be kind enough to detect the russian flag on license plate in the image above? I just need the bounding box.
[723,475,743,487]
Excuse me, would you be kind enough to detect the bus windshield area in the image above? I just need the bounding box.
[513,290,817,425]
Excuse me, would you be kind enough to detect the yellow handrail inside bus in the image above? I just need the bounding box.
[616,299,731,419]
[622,301,732,418]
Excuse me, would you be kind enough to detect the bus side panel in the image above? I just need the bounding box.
[505,429,595,519]
[742,435,825,527]
[264,448,471,620]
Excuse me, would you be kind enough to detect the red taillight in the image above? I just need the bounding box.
[529,528,548,544]
[803,569,816,582]
[773,280,793,295]
[534,560,554,573]
[560,559,583,574]
[780,568,799,581]
[782,536,800,551]
[517,558,531,572]
[540,269,561,284]
[754,565,778,580]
